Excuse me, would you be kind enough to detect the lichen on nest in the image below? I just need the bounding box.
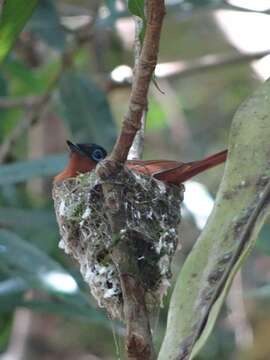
[53,168,184,319]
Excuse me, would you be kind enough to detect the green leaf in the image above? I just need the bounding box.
[105,0,117,14]
[0,279,108,325]
[27,0,65,49]
[0,72,8,141]
[159,78,270,360]
[0,277,28,297]
[0,230,109,325]
[0,0,39,64]
[255,223,270,255]
[0,312,12,351]
[59,71,117,149]
[177,0,223,11]
[128,0,145,19]
[0,207,57,251]
[0,229,90,306]
[146,97,167,131]
[247,284,270,298]
[127,0,146,43]
[0,208,55,233]
[19,299,108,324]
[4,59,45,93]
[0,153,66,185]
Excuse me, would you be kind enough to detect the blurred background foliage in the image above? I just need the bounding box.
[1,0,270,359]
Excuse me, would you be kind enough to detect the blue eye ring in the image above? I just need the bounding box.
[92,148,105,162]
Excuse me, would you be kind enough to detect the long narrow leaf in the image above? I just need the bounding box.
[0,0,39,63]
[59,71,117,149]
[0,154,66,185]
[0,229,89,307]
[159,78,270,360]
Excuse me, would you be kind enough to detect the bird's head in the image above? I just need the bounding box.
[66,140,107,163]
[54,141,107,182]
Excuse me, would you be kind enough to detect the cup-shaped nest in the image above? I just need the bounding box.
[53,168,184,319]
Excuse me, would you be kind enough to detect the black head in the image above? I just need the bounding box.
[66,140,107,163]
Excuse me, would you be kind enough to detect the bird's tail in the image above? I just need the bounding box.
[155,149,227,184]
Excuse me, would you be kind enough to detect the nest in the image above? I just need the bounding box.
[53,168,184,319]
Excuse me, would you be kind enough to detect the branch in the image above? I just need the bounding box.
[96,1,166,359]
[104,181,156,360]
[98,0,165,173]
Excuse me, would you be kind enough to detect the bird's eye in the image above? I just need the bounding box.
[92,148,104,162]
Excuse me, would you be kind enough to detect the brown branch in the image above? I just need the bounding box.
[96,1,166,359]
[98,0,165,173]
[104,181,156,360]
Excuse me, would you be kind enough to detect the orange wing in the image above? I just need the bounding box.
[127,159,182,177]
[127,149,227,184]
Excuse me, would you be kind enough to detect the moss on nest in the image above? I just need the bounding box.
[53,168,184,319]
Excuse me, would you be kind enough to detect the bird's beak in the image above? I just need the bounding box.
[66,140,81,154]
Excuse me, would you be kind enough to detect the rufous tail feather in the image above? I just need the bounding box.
[154,149,227,184]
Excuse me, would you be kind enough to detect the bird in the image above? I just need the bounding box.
[54,140,227,184]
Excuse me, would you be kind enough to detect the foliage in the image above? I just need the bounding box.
[128,0,146,43]
[0,0,39,63]
[59,70,116,148]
